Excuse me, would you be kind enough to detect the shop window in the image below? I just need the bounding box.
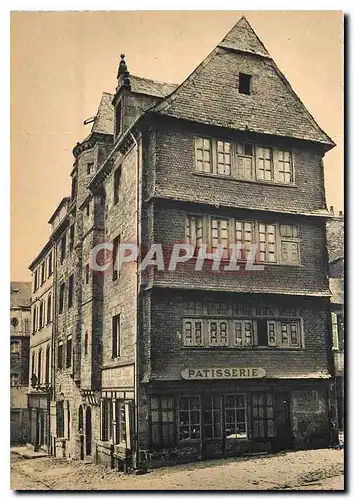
[225,394,247,439]
[203,396,222,439]
[178,396,201,441]
[251,393,275,438]
[150,396,175,448]
[101,399,126,444]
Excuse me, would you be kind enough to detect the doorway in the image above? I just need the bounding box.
[85,407,92,456]
[273,392,292,451]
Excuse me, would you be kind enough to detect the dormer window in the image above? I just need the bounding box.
[239,73,252,95]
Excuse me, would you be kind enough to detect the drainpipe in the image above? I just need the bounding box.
[130,131,141,470]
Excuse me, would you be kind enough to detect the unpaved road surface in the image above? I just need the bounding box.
[10,448,344,491]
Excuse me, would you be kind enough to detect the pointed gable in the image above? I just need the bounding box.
[154,16,334,148]
[218,16,270,57]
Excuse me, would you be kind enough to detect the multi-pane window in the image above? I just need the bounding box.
[236,143,253,179]
[225,394,247,439]
[267,320,302,348]
[101,398,126,444]
[203,396,222,439]
[66,336,72,368]
[216,141,231,175]
[251,393,275,438]
[208,320,228,346]
[179,397,201,441]
[234,320,254,346]
[68,274,74,309]
[183,320,203,346]
[181,302,302,349]
[235,221,253,260]
[279,224,300,265]
[150,396,175,448]
[186,215,204,249]
[185,215,299,265]
[112,314,121,358]
[256,146,273,181]
[258,223,276,262]
[196,138,211,173]
[211,218,229,255]
[276,150,293,183]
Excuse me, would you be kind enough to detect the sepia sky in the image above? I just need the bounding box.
[11,10,343,281]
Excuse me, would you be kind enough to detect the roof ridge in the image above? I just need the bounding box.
[130,74,178,86]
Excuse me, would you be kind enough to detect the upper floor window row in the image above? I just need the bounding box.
[195,137,294,184]
[33,251,53,291]
[186,215,300,265]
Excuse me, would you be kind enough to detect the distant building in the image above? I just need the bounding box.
[327,213,344,431]
[10,282,31,445]
[28,240,54,452]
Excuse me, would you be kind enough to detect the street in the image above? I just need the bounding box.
[11,448,344,491]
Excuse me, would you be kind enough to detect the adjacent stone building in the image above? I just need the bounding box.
[29,16,338,468]
[10,282,31,444]
[28,240,54,451]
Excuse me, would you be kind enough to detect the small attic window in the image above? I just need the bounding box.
[239,73,252,95]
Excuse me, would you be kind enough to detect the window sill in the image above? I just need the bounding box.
[193,171,297,188]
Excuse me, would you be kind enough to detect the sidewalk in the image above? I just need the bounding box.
[11,446,48,459]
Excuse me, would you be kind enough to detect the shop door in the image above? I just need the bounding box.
[201,395,223,459]
[274,392,292,451]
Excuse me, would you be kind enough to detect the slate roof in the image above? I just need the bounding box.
[90,78,177,137]
[129,75,178,98]
[10,282,31,308]
[153,16,335,148]
[91,92,115,135]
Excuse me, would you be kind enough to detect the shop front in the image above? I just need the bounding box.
[143,367,331,467]
[27,391,50,452]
